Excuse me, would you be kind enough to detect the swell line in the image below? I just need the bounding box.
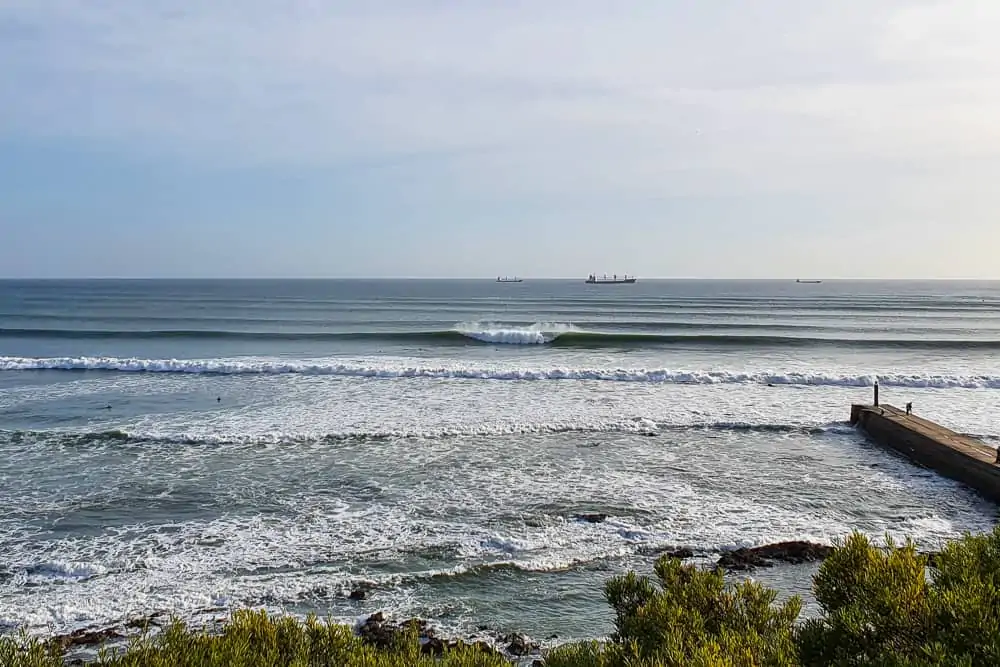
[1,327,997,349]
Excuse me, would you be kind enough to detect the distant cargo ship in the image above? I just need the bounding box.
[796,279,822,284]
[586,274,636,284]
[496,276,523,283]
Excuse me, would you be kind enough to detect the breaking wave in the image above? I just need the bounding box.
[3,355,1000,389]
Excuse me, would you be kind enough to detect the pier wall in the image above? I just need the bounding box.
[850,404,1000,503]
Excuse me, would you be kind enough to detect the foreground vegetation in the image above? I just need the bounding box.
[4,527,1000,666]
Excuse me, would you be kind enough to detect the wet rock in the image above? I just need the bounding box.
[574,513,609,524]
[51,626,123,651]
[349,589,367,601]
[533,660,546,667]
[504,632,539,656]
[664,548,695,559]
[717,541,834,571]
[400,618,430,636]
[470,640,504,657]
[126,615,152,630]
[421,636,447,655]
[357,612,396,649]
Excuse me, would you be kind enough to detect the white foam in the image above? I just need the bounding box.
[481,535,534,553]
[4,355,1000,389]
[17,561,108,584]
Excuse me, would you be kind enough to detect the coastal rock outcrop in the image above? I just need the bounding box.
[51,626,123,651]
[504,632,539,656]
[357,613,508,658]
[716,541,834,571]
[357,612,397,649]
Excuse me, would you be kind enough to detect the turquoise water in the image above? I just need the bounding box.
[2,279,998,640]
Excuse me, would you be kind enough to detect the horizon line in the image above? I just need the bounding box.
[2,276,1000,282]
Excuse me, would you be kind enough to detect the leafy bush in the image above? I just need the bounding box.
[550,527,1000,666]
[546,557,801,667]
[0,610,509,667]
[797,530,1000,666]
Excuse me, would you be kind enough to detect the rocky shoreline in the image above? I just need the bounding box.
[41,540,845,664]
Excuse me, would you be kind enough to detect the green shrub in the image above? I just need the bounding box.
[797,529,1000,666]
[0,630,63,667]
[0,610,509,667]
[546,557,801,667]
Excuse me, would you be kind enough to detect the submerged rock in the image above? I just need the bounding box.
[574,513,609,524]
[717,541,834,571]
[665,548,695,559]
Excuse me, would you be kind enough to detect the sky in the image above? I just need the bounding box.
[1,0,999,279]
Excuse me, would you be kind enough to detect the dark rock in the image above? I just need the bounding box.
[665,548,695,559]
[126,615,151,630]
[357,612,396,649]
[421,636,447,655]
[51,627,123,651]
[717,541,834,571]
[533,660,546,667]
[470,640,503,657]
[349,589,367,601]
[400,618,430,636]
[574,513,609,524]
[504,632,539,656]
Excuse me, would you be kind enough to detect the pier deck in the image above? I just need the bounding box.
[851,403,1000,503]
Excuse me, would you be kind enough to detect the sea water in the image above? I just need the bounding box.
[1,279,998,640]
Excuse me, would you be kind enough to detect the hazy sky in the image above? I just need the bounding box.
[2,1,999,278]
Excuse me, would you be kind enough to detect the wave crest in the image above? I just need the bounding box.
[3,355,1000,389]
[453,322,578,345]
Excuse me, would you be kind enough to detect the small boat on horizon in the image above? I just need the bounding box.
[496,276,523,283]
[586,273,637,284]
[796,279,823,284]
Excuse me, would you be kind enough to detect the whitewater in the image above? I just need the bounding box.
[2,278,1000,643]
[7,354,1000,389]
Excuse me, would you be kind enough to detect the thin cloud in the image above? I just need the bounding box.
[1,1,999,277]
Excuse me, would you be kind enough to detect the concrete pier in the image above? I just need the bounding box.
[851,404,1000,503]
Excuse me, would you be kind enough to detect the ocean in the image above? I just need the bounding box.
[1,279,998,642]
